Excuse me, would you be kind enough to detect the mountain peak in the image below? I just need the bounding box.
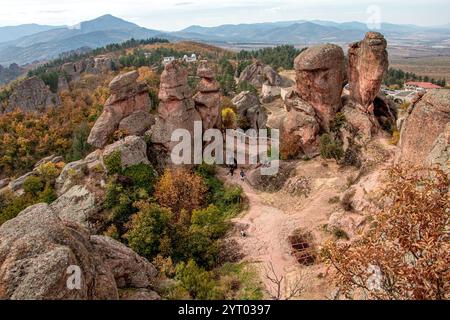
[77,14,139,33]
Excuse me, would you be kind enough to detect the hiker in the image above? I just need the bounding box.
[228,157,238,176]
[240,169,246,181]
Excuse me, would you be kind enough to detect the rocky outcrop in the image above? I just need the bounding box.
[55,150,103,196]
[0,204,159,300]
[282,91,320,157]
[397,89,450,172]
[85,55,115,74]
[61,60,86,81]
[119,111,155,136]
[0,63,23,85]
[5,76,59,113]
[102,136,150,171]
[294,44,345,130]
[193,61,221,130]
[348,32,388,113]
[87,71,151,148]
[50,185,102,231]
[149,61,201,151]
[238,61,283,88]
[231,91,267,130]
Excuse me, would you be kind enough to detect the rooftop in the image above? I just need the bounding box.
[405,81,442,89]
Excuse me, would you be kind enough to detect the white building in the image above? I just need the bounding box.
[183,54,197,63]
[163,56,175,65]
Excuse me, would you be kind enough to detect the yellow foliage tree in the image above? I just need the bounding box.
[155,168,207,217]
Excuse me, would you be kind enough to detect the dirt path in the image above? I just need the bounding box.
[223,173,297,294]
[219,163,343,299]
[219,136,396,299]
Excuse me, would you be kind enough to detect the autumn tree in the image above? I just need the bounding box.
[155,168,207,216]
[324,167,449,300]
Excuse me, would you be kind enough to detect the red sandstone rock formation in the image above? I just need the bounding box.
[87,70,151,148]
[397,89,450,171]
[348,32,388,113]
[193,61,221,130]
[150,60,201,150]
[282,91,320,157]
[294,44,345,131]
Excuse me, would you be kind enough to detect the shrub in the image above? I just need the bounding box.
[125,202,171,260]
[38,185,57,203]
[221,108,237,129]
[23,176,44,196]
[324,167,449,300]
[0,192,34,226]
[104,151,122,175]
[331,227,349,240]
[122,163,157,193]
[341,145,361,168]
[319,134,343,161]
[67,122,92,161]
[36,162,60,184]
[175,260,218,299]
[330,112,346,133]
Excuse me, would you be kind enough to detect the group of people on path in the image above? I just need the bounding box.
[228,158,246,181]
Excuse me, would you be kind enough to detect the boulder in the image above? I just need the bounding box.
[87,71,150,148]
[119,111,155,136]
[0,204,159,300]
[341,103,377,144]
[348,32,388,113]
[6,76,59,113]
[231,91,267,130]
[238,61,283,88]
[397,89,450,171]
[282,92,320,157]
[50,185,102,231]
[90,235,158,289]
[102,136,150,170]
[294,44,345,130]
[55,150,103,195]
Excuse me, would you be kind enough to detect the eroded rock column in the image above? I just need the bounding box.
[294,44,345,131]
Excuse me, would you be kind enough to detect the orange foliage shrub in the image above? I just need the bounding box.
[155,167,207,216]
[324,167,449,300]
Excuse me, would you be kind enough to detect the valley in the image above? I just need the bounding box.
[0,12,448,303]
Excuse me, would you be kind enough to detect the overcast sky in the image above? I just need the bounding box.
[1,0,449,30]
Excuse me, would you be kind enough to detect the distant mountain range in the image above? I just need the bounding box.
[0,14,449,66]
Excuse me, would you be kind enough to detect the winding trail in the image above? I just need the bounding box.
[219,166,336,299]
